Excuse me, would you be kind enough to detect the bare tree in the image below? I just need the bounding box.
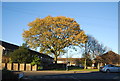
[85,35,108,59]
[82,35,108,68]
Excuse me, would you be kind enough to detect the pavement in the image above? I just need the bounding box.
[21,71,120,81]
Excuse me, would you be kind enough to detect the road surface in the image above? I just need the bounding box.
[22,71,120,81]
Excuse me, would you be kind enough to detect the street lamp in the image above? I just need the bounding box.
[66,39,70,71]
[66,49,69,71]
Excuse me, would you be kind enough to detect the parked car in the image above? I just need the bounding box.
[99,64,120,73]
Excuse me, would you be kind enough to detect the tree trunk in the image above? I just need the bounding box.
[97,63,100,69]
[54,56,58,64]
[84,58,87,69]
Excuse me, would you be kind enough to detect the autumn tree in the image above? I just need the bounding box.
[23,16,87,64]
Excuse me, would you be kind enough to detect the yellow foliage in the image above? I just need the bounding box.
[22,15,87,58]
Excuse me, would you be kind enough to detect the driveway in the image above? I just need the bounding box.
[22,71,120,81]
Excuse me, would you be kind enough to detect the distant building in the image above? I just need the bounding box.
[0,40,54,66]
[94,51,120,68]
[57,58,84,66]
[100,51,120,65]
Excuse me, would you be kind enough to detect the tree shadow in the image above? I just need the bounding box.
[20,71,120,81]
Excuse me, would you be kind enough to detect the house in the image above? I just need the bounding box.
[57,58,84,66]
[100,51,120,65]
[0,40,54,66]
[94,51,120,68]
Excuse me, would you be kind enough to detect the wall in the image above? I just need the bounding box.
[2,63,38,71]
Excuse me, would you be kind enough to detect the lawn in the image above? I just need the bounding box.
[49,66,99,71]
[69,69,99,71]
[49,69,99,71]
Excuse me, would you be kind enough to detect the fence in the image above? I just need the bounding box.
[1,63,37,71]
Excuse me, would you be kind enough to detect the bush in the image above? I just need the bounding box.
[9,46,32,63]
[38,66,43,70]
[31,55,41,66]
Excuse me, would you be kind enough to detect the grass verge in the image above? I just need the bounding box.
[49,68,99,71]
[69,69,99,71]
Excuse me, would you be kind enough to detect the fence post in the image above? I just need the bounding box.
[26,64,31,71]
[32,65,37,71]
[13,63,19,71]
[2,63,6,69]
[7,63,12,70]
[19,63,25,71]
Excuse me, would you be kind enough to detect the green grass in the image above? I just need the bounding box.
[49,67,99,71]
[69,69,99,71]
[49,69,99,71]
[68,67,99,71]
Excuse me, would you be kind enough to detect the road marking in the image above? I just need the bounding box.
[113,76,120,79]
[70,76,81,81]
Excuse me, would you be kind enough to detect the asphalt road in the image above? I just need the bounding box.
[22,71,120,81]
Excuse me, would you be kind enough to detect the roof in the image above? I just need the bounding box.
[57,58,83,61]
[101,51,120,56]
[29,50,53,59]
[0,40,53,59]
[0,40,19,50]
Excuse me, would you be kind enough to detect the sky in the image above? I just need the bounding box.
[1,2,118,58]
[1,0,119,2]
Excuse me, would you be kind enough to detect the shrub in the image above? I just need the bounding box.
[38,66,43,70]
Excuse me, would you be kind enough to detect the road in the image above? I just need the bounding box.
[22,71,120,81]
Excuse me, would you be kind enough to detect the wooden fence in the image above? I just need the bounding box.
[1,63,37,71]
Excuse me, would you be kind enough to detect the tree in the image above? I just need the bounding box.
[31,55,41,66]
[23,16,87,64]
[9,45,32,63]
[94,56,104,64]
[83,35,108,60]
[74,58,83,66]
[82,35,108,69]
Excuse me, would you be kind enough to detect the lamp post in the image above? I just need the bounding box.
[66,51,68,71]
[84,40,87,69]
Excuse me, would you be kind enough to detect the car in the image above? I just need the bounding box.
[99,64,120,73]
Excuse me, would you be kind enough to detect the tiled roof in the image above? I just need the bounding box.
[57,58,82,61]
[102,51,119,56]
